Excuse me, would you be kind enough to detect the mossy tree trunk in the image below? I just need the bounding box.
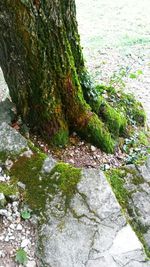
[0,0,120,152]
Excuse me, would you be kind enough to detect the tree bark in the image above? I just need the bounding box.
[0,0,116,152]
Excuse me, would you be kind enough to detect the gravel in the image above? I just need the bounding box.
[0,166,38,266]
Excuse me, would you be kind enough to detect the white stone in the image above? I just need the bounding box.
[69,159,75,164]
[0,236,4,241]
[5,159,13,170]
[9,223,15,230]
[9,236,15,240]
[4,236,9,242]
[21,239,30,248]
[16,224,23,231]
[26,260,36,267]
[0,193,5,202]
[110,224,142,255]
[5,175,10,181]
[0,209,7,216]
[21,149,33,158]
[0,176,5,182]
[91,145,96,152]
[17,182,26,190]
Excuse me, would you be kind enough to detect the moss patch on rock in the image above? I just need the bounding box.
[10,153,81,214]
[106,168,131,210]
[49,162,81,199]
[106,166,150,258]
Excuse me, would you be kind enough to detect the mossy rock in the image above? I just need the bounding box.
[106,166,150,258]
[10,153,81,213]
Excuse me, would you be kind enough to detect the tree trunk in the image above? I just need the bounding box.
[0,0,116,152]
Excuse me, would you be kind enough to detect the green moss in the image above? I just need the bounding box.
[118,93,146,126]
[10,154,81,213]
[81,114,115,153]
[134,155,149,166]
[50,129,69,147]
[94,86,146,127]
[106,166,150,257]
[138,132,149,146]
[123,166,145,185]
[0,182,17,197]
[0,148,27,163]
[99,102,127,136]
[0,151,8,163]
[106,168,130,209]
[132,103,146,126]
[10,153,47,212]
[90,95,104,114]
[50,163,81,199]
[131,221,150,258]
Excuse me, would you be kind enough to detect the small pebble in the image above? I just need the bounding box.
[26,260,36,267]
[69,159,75,164]
[17,182,26,190]
[0,176,5,182]
[21,238,30,248]
[4,236,9,242]
[16,224,23,231]
[91,145,96,152]
[0,209,8,216]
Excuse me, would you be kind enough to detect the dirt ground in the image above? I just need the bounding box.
[76,0,150,126]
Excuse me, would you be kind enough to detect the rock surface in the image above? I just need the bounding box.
[0,122,28,154]
[0,98,15,124]
[38,168,149,267]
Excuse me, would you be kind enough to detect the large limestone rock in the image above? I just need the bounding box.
[38,169,149,267]
[0,122,28,154]
[0,98,15,124]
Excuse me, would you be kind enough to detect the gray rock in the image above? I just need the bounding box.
[121,161,150,252]
[0,122,28,154]
[0,193,6,208]
[38,168,148,267]
[137,156,150,182]
[42,156,57,173]
[0,98,15,124]
[132,191,150,226]
[144,229,150,250]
